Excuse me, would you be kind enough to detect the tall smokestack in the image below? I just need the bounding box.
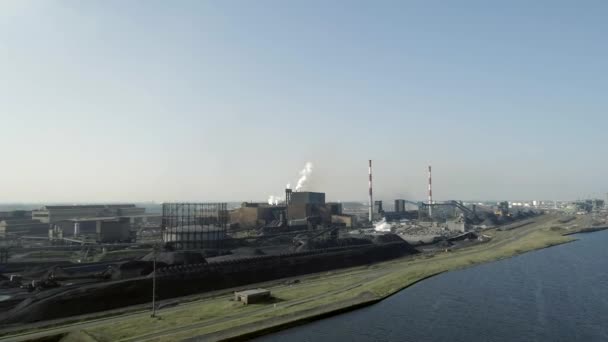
[285,188,292,222]
[369,160,373,222]
[428,165,433,218]
[285,188,292,205]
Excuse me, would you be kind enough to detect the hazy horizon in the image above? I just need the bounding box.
[2,1,607,203]
[0,197,591,206]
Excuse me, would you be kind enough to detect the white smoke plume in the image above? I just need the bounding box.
[267,195,283,206]
[267,162,313,205]
[374,218,393,232]
[295,162,313,191]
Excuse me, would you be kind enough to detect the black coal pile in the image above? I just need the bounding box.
[230,247,265,256]
[0,274,18,289]
[301,237,372,251]
[258,234,294,246]
[372,233,404,244]
[435,239,454,248]
[373,234,419,254]
[109,260,165,280]
[140,250,206,265]
[496,215,514,224]
[476,211,499,226]
[481,217,498,226]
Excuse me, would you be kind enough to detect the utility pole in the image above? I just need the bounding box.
[428,165,433,219]
[151,242,159,318]
[368,160,373,223]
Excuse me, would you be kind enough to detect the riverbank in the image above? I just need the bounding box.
[563,225,608,235]
[255,226,608,342]
[207,272,446,342]
[1,214,588,342]
[214,225,575,342]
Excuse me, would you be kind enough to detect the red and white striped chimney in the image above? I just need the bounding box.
[428,165,433,218]
[369,160,373,222]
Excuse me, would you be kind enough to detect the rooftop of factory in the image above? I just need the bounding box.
[163,225,226,232]
[39,204,137,210]
[0,219,46,225]
[56,214,159,222]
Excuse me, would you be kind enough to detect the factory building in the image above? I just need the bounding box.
[48,217,133,242]
[379,200,418,222]
[331,214,357,228]
[326,203,343,215]
[369,200,384,220]
[0,210,32,220]
[327,203,355,227]
[39,204,149,242]
[161,203,228,250]
[0,219,48,236]
[0,210,48,236]
[374,201,383,214]
[419,203,458,222]
[229,203,285,230]
[32,204,146,224]
[289,192,325,205]
[234,289,271,305]
[418,201,476,227]
[96,218,132,242]
[383,211,418,222]
[231,192,347,231]
[286,204,330,224]
[394,200,406,213]
[286,191,332,224]
[162,226,227,249]
[446,217,467,232]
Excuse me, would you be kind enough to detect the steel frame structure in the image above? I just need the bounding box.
[418,203,458,222]
[161,203,228,250]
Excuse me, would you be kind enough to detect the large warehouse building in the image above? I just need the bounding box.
[32,204,145,223]
[37,204,150,243]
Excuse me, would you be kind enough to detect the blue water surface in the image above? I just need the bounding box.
[257,230,608,342]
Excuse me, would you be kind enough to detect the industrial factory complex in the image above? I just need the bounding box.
[0,160,606,334]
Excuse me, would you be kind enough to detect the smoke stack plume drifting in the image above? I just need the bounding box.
[267,163,313,205]
[369,160,373,222]
[267,195,282,205]
[428,165,433,217]
[295,162,313,191]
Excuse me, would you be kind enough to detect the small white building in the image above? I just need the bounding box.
[234,288,271,305]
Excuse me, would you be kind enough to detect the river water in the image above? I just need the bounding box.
[257,230,608,342]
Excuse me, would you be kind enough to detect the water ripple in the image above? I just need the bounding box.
[257,230,608,342]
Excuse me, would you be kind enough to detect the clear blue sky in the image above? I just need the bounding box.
[1,1,607,203]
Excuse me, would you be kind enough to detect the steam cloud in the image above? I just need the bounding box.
[295,162,313,191]
[267,195,282,206]
[267,162,314,205]
[374,218,392,232]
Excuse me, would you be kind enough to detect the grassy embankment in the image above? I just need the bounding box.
[73,217,574,342]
